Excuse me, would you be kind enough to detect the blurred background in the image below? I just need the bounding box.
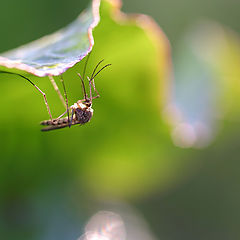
[0,0,240,240]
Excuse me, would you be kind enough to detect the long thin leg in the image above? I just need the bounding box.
[34,83,53,121]
[78,52,91,100]
[56,110,67,119]
[87,76,100,99]
[60,75,70,127]
[91,78,100,98]
[91,95,100,100]
[69,109,74,128]
[87,76,100,100]
[48,75,66,107]
[87,77,92,102]
[82,51,91,81]
[0,71,53,121]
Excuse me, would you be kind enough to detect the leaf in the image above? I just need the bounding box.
[0,0,101,77]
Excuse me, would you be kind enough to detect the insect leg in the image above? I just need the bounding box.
[89,62,111,99]
[87,76,93,102]
[82,51,91,81]
[60,75,70,127]
[48,75,66,107]
[34,83,53,122]
[56,110,68,119]
[87,76,99,100]
[69,108,74,128]
[0,71,53,121]
[91,78,100,98]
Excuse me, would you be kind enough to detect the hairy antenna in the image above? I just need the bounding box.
[90,64,112,81]
[90,59,105,80]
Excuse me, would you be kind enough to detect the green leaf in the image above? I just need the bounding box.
[0,0,100,77]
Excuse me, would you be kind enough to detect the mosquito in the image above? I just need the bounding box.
[40,55,111,131]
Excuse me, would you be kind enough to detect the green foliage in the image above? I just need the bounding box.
[1,0,240,239]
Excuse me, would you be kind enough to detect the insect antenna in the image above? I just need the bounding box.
[88,61,112,99]
[0,71,53,121]
[86,59,104,98]
[77,73,88,100]
[90,63,112,81]
[77,52,95,101]
[90,59,105,80]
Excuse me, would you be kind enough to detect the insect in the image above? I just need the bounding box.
[0,53,111,131]
[41,57,111,131]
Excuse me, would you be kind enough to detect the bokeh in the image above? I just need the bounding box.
[0,0,240,240]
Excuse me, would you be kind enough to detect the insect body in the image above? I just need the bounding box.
[40,99,94,131]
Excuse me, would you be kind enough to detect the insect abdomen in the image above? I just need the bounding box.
[40,117,69,126]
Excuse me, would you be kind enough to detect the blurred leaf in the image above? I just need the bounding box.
[198,22,240,121]
[0,0,100,77]
[168,21,240,148]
